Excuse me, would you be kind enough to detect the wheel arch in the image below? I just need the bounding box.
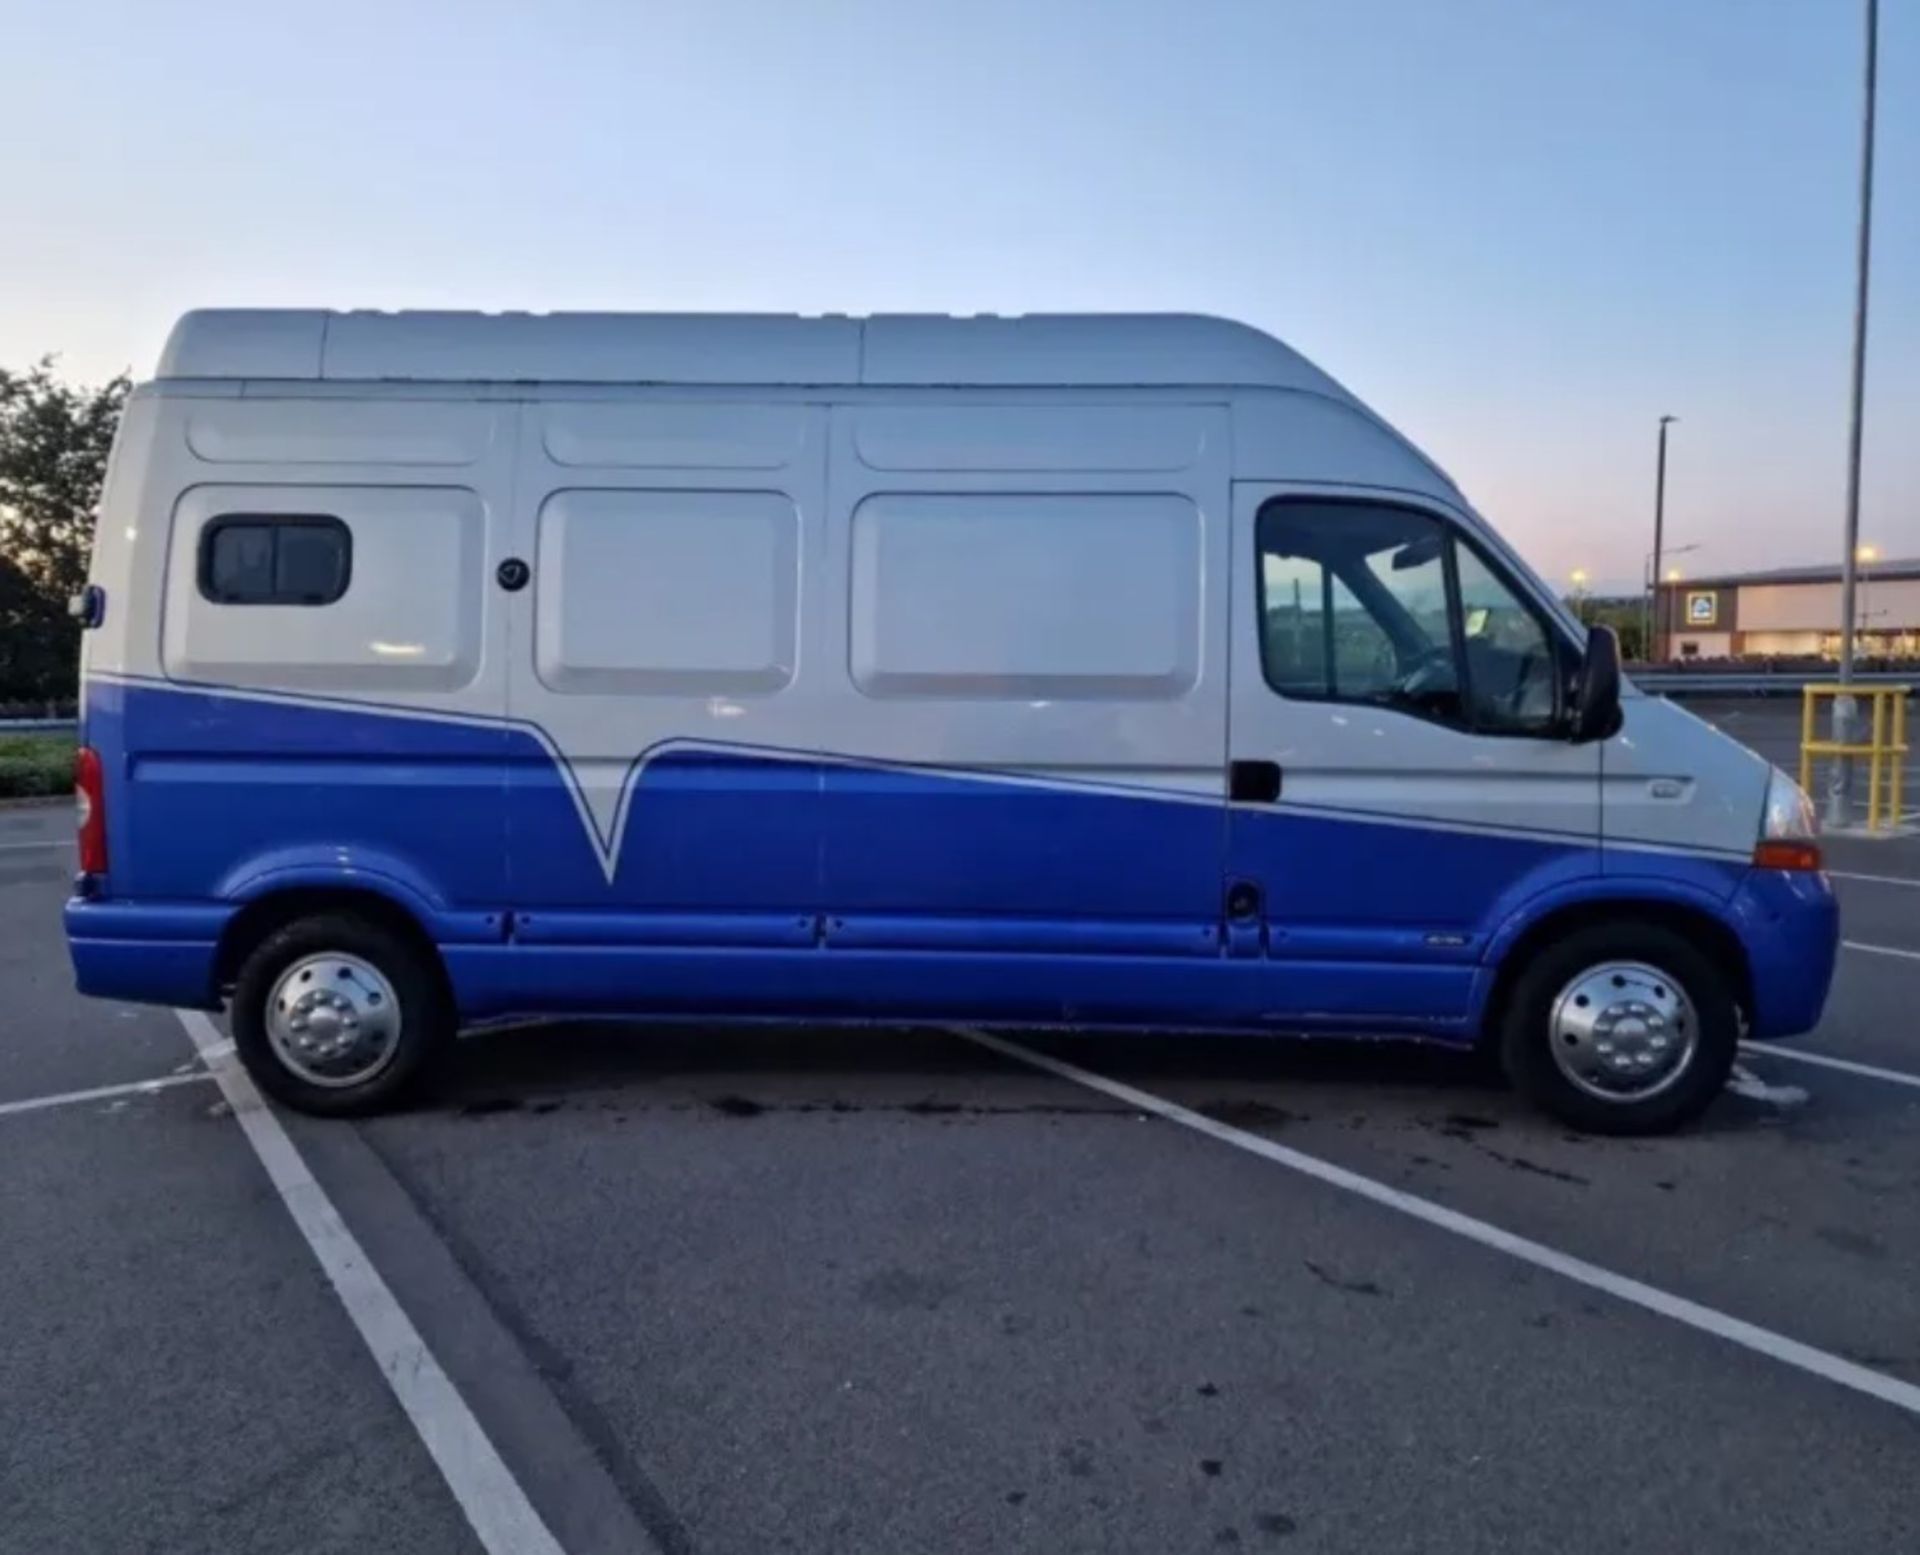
[213,883,450,999]
[1477,890,1754,1045]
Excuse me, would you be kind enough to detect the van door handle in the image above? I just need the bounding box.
[1229,759,1281,804]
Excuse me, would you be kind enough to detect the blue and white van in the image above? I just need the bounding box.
[65,310,1838,1131]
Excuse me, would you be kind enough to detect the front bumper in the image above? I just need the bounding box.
[1728,868,1841,1039]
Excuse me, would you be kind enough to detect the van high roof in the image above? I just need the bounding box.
[155,309,1353,397]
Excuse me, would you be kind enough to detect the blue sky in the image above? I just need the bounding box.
[5,0,1913,589]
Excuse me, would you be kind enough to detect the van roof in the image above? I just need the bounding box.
[155,310,1354,398]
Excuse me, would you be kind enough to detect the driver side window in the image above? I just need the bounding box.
[1256,499,1560,736]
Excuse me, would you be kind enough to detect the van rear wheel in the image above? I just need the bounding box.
[1499,922,1738,1135]
[230,913,452,1116]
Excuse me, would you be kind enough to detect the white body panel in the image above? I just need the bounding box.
[93,392,521,727]
[163,483,486,692]
[848,492,1201,701]
[1603,692,1771,860]
[534,488,800,697]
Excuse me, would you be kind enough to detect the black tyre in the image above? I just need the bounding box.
[1499,921,1738,1136]
[230,913,452,1116]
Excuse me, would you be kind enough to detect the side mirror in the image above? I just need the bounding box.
[1568,625,1623,744]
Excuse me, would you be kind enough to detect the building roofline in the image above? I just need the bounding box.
[1661,559,1920,589]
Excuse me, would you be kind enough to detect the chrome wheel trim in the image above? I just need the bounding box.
[264,952,403,1089]
[1547,960,1699,1104]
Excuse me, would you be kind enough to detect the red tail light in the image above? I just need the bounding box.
[75,745,107,875]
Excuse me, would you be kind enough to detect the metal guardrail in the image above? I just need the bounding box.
[1632,671,1917,696]
[0,718,77,733]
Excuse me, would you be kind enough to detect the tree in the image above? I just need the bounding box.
[1586,599,1648,663]
[0,553,73,705]
[0,359,128,703]
[1565,595,1647,662]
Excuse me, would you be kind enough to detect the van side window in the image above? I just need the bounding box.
[199,516,351,606]
[1256,500,1559,736]
[1453,541,1558,732]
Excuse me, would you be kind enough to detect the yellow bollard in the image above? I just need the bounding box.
[1889,691,1904,825]
[1868,691,1886,829]
[1800,688,1817,798]
[1798,683,1911,833]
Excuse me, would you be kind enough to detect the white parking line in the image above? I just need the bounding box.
[0,840,66,852]
[175,1012,567,1555]
[1845,939,1920,963]
[0,1071,212,1119]
[1828,870,1920,888]
[1742,1041,1920,1093]
[954,1025,1920,1422]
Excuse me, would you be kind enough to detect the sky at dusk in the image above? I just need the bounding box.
[4,0,1913,591]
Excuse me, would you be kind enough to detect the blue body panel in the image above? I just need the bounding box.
[440,946,1476,1028]
[511,746,825,912]
[818,765,1224,929]
[68,935,226,1009]
[1726,867,1841,1036]
[1240,801,1600,961]
[85,675,514,908]
[66,678,1837,1042]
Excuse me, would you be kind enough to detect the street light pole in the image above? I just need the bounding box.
[1650,415,1677,662]
[1828,0,1879,829]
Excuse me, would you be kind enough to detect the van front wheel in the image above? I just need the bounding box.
[1499,923,1738,1135]
[230,914,452,1116]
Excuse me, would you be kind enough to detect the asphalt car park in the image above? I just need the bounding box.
[2,699,1918,1554]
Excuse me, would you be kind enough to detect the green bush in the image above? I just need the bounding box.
[0,734,73,798]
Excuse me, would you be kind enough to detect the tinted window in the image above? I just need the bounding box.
[200,516,351,605]
[1256,499,1560,736]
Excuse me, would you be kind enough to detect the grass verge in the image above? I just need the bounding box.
[0,734,74,799]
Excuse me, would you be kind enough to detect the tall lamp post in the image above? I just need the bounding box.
[1829,0,1879,829]
[1649,415,1678,662]
[1640,544,1703,662]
